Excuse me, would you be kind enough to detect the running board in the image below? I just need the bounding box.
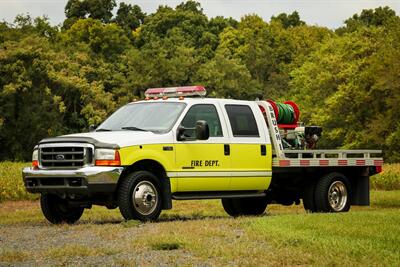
[172,191,266,200]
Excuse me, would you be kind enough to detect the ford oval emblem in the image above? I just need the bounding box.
[55,154,65,160]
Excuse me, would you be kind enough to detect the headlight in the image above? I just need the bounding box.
[32,149,39,169]
[95,149,121,166]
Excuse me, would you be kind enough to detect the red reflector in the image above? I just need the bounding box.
[145,86,206,98]
[375,166,383,174]
[319,160,329,166]
[279,160,290,167]
[338,159,347,166]
[300,160,310,166]
[356,160,365,166]
[374,160,383,166]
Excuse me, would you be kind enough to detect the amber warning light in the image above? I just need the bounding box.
[145,86,206,98]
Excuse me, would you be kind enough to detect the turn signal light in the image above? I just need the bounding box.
[32,160,39,169]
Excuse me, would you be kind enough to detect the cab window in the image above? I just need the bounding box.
[225,104,259,137]
[180,104,223,138]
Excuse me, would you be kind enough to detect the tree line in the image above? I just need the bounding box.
[0,1,399,162]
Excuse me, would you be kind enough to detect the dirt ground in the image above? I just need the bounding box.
[0,201,225,266]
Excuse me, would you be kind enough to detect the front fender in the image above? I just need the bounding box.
[119,144,175,171]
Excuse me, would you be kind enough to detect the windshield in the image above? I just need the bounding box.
[97,102,186,133]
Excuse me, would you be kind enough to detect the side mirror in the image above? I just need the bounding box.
[195,120,209,140]
[89,124,97,132]
[177,120,209,141]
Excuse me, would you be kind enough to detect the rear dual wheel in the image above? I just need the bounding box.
[303,172,351,213]
[222,197,267,217]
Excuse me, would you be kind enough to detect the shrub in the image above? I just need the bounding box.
[0,162,38,202]
[371,164,400,190]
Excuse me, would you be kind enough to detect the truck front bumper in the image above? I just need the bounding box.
[22,166,124,195]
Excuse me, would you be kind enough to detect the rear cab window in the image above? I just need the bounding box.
[224,105,259,137]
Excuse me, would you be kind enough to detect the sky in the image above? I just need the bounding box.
[1,0,400,29]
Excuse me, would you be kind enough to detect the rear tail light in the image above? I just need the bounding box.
[375,165,383,174]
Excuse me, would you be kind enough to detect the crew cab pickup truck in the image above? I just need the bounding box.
[22,86,383,224]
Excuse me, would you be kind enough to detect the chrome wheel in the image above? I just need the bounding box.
[132,180,158,216]
[328,181,348,211]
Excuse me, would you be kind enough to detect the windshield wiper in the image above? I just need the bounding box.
[96,128,112,132]
[121,126,148,132]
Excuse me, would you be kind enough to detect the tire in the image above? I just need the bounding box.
[222,197,267,217]
[40,194,84,224]
[314,172,351,212]
[303,179,317,213]
[221,198,240,217]
[118,171,162,221]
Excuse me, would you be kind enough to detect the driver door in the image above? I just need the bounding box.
[174,104,231,192]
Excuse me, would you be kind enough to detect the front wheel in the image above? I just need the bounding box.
[118,171,162,221]
[222,197,267,217]
[40,194,84,224]
[314,172,351,212]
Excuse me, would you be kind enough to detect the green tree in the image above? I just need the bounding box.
[290,23,400,161]
[195,53,261,99]
[61,18,130,59]
[64,0,116,28]
[115,2,146,33]
[337,6,397,33]
[0,37,65,160]
[271,11,305,29]
[86,0,116,22]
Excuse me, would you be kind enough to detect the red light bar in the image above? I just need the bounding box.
[145,86,206,98]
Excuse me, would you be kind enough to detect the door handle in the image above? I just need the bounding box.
[261,144,266,156]
[224,144,230,156]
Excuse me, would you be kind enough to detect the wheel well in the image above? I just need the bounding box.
[121,159,167,180]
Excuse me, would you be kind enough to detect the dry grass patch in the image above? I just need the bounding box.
[0,250,31,263]
[44,244,118,258]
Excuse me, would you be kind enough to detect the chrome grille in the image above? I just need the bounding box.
[39,144,93,168]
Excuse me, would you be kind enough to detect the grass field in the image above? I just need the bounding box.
[1,191,399,266]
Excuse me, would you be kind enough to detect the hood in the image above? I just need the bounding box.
[40,131,174,148]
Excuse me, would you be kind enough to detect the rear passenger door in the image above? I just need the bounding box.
[223,104,271,190]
